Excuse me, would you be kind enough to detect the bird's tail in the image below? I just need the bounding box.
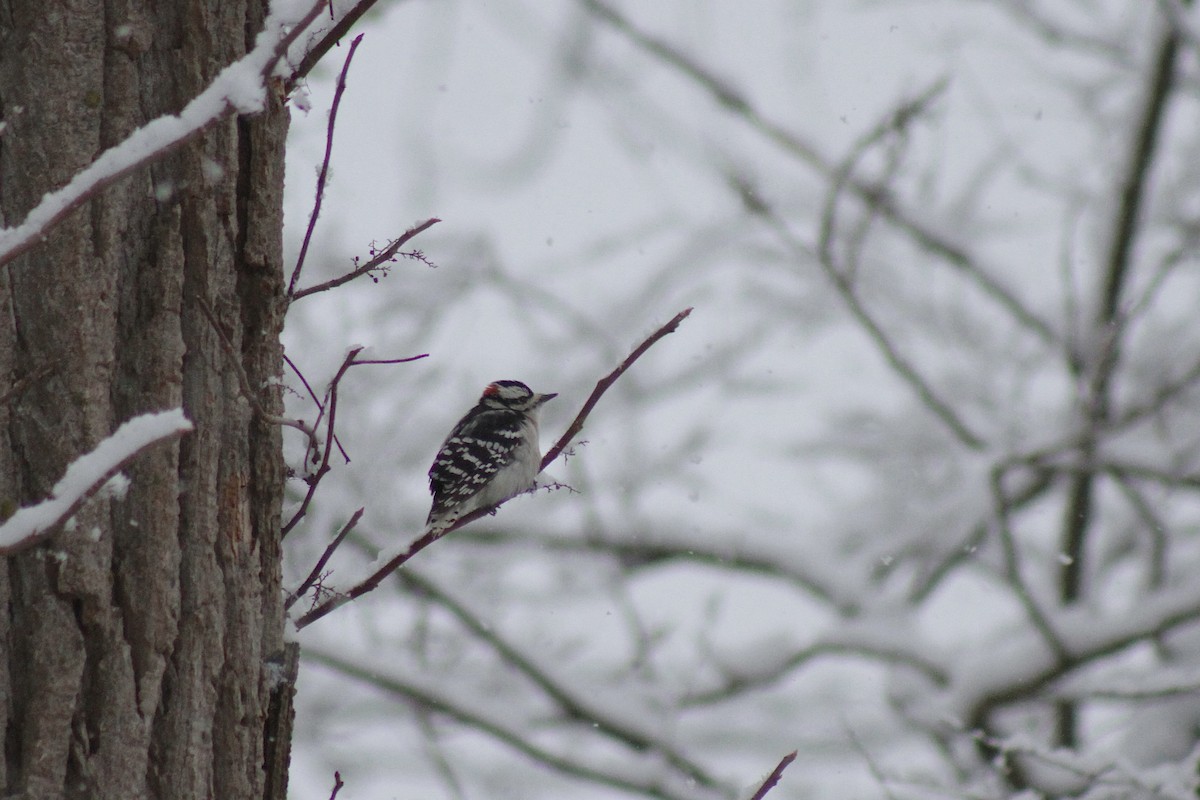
[423,511,458,539]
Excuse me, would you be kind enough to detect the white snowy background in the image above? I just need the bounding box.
[276,2,1200,799]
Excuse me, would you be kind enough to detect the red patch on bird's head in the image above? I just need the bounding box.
[483,383,500,396]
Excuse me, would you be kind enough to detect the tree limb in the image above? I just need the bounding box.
[293,308,692,629]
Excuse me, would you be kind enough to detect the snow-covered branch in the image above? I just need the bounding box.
[0,410,193,554]
[0,0,328,269]
[933,579,1200,729]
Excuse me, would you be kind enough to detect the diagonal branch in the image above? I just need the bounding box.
[290,218,441,300]
[285,508,363,611]
[290,0,387,89]
[745,187,986,450]
[541,307,692,469]
[0,410,192,554]
[293,308,693,629]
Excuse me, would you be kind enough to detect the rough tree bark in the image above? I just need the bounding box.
[0,1,289,798]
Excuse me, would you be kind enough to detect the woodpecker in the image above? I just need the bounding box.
[425,380,557,537]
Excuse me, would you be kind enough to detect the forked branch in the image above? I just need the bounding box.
[282,348,428,538]
[0,0,329,269]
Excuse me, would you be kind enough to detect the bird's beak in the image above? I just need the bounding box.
[537,392,558,405]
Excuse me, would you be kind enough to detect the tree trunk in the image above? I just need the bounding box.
[0,1,289,798]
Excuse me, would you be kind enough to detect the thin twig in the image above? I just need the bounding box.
[284,353,322,410]
[285,508,363,610]
[283,353,342,462]
[542,307,692,468]
[844,721,900,800]
[749,185,987,451]
[1109,471,1168,591]
[817,78,947,279]
[990,466,1070,664]
[747,751,797,800]
[328,771,344,800]
[294,308,692,629]
[281,349,428,538]
[288,33,364,298]
[291,217,441,300]
[281,348,358,538]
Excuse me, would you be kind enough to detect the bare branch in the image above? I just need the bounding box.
[294,308,693,629]
[403,570,724,791]
[1109,472,1168,591]
[284,353,348,464]
[684,627,949,707]
[452,524,862,614]
[285,508,363,611]
[990,466,1071,664]
[290,217,442,301]
[305,646,721,800]
[282,348,428,538]
[288,33,365,298]
[745,184,987,451]
[580,0,1057,346]
[1053,20,1185,747]
[747,751,797,800]
[542,306,692,468]
[290,0,384,88]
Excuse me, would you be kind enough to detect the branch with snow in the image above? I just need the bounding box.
[0,410,192,554]
[0,0,329,269]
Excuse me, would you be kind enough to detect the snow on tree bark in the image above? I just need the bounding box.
[0,1,288,798]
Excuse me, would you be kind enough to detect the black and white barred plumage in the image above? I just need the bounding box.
[425,380,557,536]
